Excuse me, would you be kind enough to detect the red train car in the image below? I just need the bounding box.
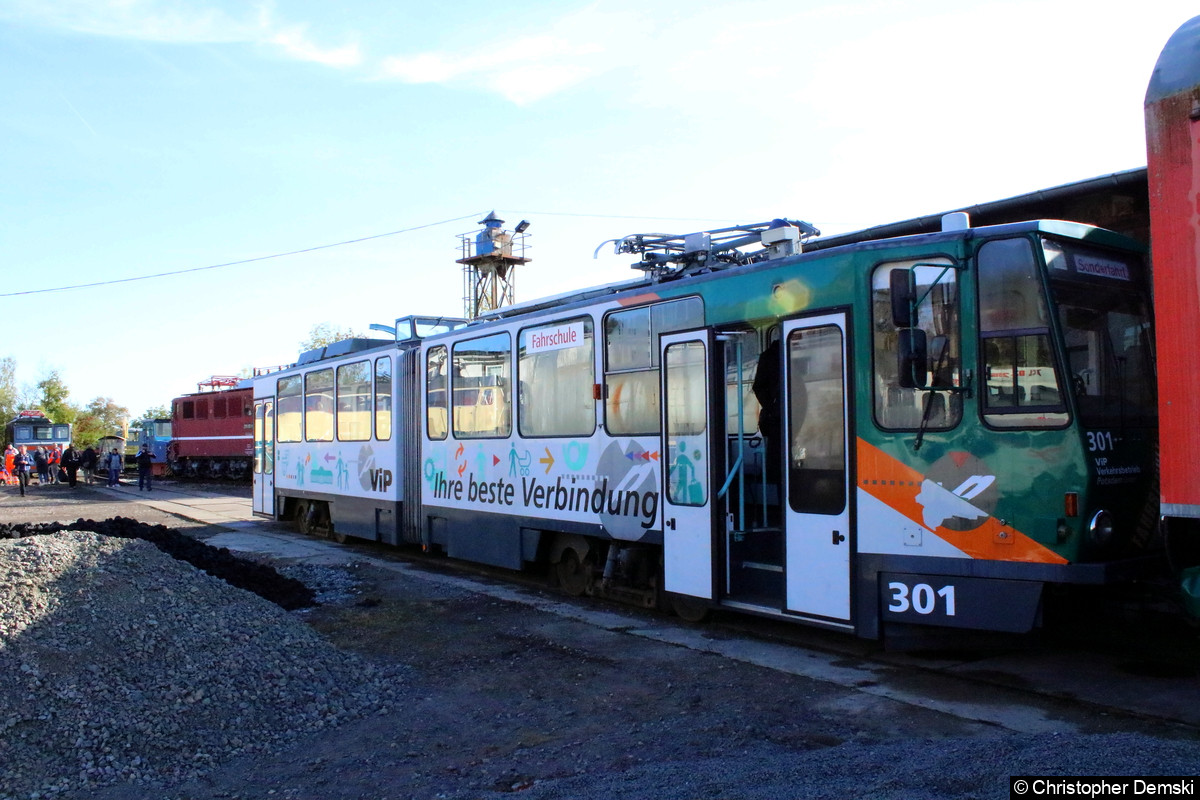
[169,376,254,479]
[1146,15,1200,545]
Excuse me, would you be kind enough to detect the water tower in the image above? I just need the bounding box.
[457,211,530,319]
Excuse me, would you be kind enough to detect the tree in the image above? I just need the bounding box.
[300,322,365,351]
[0,357,17,424]
[141,405,171,420]
[36,370,76,426]
[72,397,130,450]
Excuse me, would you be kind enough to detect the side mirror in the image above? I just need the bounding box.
[890,269,916,328]
[897,328,928,389]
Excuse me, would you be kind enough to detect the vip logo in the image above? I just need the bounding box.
[370,468,393,492]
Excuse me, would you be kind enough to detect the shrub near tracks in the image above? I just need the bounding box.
[0,517,315,610]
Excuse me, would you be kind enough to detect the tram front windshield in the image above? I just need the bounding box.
[1043,239,1155,428]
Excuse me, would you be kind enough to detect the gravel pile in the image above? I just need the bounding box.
[0,518,315,610]
[0,531,407,799]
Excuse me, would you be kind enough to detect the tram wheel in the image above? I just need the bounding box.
[670,594,710,623]
[555,548,593,597]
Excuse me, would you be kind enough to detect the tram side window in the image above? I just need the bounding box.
[277,376,303,442]
[978,238,1068,428]
[518,317,595,438]
[664,340,708,506]
[254,404,265,474]
[427,346,449,440]
[375,356,392,441]
[305,369,334,442]
[871,259,961,430]
[263,403,274,473]
[604,297,703,436]
[336,360,372,442]
[452,332,512,439]
[787,325,846,515]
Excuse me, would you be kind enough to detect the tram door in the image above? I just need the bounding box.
[782,313,852,623]
[253,400,275,516]
[660,330,718,601]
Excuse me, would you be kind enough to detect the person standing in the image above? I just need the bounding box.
[13,446,30,497]
[48,445,61,484]
[135,444,154,491]
[81,446,98,485]
[106,448,123,487]
[61,444,81,488]
[33,447,48,485]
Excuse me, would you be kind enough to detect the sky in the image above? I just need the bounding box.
[1,0,1196,420]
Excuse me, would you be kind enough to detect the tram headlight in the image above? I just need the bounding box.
[1088,509,1116,545]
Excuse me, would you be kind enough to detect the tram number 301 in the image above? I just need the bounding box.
[882,574,1042,633]
[887,581,956,617]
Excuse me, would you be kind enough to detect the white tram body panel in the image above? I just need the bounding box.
[417,303,672,570]
[254,338,408,544]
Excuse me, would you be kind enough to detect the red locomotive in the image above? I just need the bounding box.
[168,376,254,479]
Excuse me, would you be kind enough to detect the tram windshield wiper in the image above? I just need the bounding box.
[913,336,952,452]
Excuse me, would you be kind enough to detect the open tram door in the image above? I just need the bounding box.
[659,330,720,617]
[781,312,853,625]
[252,399,275,516]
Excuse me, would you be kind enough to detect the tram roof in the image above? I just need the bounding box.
[419,217,1144,345]
[273,170,1149,356]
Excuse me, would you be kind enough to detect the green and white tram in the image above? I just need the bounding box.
[254,215,1156,638]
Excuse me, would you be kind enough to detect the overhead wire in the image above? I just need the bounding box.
[0,212,485,298]
[2,208,846,299]
[498,209,744,224]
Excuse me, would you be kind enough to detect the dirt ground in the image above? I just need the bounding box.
[112,557,999,800]
[1,484,1187,799]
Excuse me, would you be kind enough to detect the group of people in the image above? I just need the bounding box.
[3,443,156,497]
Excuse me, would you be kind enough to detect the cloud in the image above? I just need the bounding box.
[0,0,256,43]
[1,0,361,68]
[373,3,652,105]
[268,24,361,68]
[378,33,604,104]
